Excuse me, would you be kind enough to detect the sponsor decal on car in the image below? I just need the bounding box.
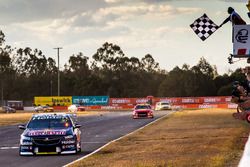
[28,130,66,136]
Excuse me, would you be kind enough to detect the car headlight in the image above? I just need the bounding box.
[20,135,32,145]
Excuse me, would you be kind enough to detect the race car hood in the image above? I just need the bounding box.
[134,109,152,113]
[23,128,73,137]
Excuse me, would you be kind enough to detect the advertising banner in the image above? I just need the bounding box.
[34,96,72,106]
[109,98,152,105]
[109,96,232,106]
[181,97,201,104]
[109,98,133,105]
[158,98,179,104]
[233,25,250,56]
[135,98,149,104]
[201,96,230,104]
[202,97,224,103]
[72,96,109,106]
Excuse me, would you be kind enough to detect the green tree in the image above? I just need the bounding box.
[195,57,214,78]
[62,52,91,95]
[141,54,159,72]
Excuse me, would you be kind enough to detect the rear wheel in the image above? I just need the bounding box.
[246,114,250,123]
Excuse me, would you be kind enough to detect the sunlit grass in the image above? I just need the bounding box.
[0,111,100,126]
[71,109,249,167]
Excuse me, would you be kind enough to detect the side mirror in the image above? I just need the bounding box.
[75,124,81,129]
[18,125,26,130]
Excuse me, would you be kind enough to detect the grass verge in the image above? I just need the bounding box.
[70,109,250,167]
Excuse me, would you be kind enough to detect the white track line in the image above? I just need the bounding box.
[63,112,173,167]
[0,147,19,150]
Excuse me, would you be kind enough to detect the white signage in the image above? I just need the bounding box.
[233,25,250,56]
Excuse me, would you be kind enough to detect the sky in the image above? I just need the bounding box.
[0,0,249,74]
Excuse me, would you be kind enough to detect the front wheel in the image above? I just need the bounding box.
[77,142,81,153]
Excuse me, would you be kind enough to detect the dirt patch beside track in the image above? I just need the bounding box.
[0,111,100,126]
[70,109,250,167]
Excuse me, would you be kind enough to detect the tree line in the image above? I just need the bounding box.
[0,30,244,101]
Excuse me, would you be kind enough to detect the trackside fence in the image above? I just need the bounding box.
[48,96,237,111]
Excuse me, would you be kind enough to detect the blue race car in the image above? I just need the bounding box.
[19,113,81,155]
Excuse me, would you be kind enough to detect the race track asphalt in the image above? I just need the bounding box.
[0,110,173,167]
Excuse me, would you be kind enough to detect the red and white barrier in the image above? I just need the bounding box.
[49,96,236,111]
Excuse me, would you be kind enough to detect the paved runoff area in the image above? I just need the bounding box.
[0,110,172,167]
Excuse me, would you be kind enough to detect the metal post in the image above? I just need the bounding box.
[54,47,62,96]
[1,80,3,106]
[50,80,53,96]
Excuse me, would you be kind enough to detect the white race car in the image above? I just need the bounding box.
[68,104,85,112]
[155,102,172,110]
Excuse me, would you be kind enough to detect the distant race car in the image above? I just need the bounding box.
[132,104,154,119]
[155,102,172,110]
[34,105,54,112]
[19,113,81,155]
[68,104,85,112]
[2,106,16,113]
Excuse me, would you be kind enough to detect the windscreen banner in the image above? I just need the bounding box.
[72,96,109,106]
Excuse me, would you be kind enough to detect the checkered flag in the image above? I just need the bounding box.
[190,14,220,41]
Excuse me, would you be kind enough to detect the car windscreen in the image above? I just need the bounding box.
[135,105,150,109]
[161,103,169,105]
[27,116,72,129]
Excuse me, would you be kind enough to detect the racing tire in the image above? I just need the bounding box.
[19,148,23,156]
[77,142,81,153]
[19,149,22,156]
[246,114,250,123]
[75,138,81,153]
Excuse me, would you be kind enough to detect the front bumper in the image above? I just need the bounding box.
[19,136,78,155]
[20,147,76,155]
[133,112,154,118]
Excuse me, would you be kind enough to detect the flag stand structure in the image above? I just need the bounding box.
[228,54,250,64]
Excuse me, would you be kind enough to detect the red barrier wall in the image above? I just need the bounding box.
[109,96,232,105]
[54,96,236,111]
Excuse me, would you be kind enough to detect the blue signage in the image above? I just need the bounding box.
[72,96,109,106]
